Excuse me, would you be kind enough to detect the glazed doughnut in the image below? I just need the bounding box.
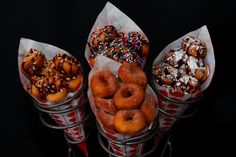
[113,83,145,110]
[127,32,150,57]
[118,62,147,88]
[46,88,68,103]
[140,94,157,123]
[152,63,177,85]
[97,109,115,131]
[68,75,83,92]
[113,109,146,134]
[94,97,117,114]
[181,36,207,58]
[53,53,81,77]
[90,70,119,98]
[91,25,117,48]
[89,25,149,66]
[21,49,45,77]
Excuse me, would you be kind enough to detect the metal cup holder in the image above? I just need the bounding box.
[149,72,202,120]
[31,79,91,157]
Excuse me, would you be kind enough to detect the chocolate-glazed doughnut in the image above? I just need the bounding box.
[181,36,207,58]
[21,49,45,77]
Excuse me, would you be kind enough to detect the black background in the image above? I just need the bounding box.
[0,0,236,156]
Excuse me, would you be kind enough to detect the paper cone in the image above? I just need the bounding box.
[18,38,89,157]
[152,26,215,131]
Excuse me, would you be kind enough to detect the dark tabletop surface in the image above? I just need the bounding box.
[0,0,235,157]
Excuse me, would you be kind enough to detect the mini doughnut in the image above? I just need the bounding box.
[118,62,147,88]
[97,109,115,131]
[113,83,145,110]
[91,25,117,48]
[21,49,45,77]
[114,109,146,134]
[164,49,187,67]
[53,53,81,77]
[94,97,117,114]
[46,88,68,103]
[127,32,150,58]
[31,85,41,100]
[68,75,82,92]
[140,94,157,123]
[181,36,207,58]
[90,70,119,98]
[187,57,209,82]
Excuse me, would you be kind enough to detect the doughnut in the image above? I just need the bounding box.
[113,83,145,110]
[53,53,81,77]
[21,49,45,77]
[97,109,114,131]
[30,73,68,101]
[187,57,209,82]
[94,97,117,114]
[140,94,157,123]
[181,36,207,58]
[46,88,68,103]
[31,85,41,100]
[152,63,178,85]
[113,109,146,134]
[127,32,150,58]
[164,49,188,68]
[118,62,147,88]
[91,25,117,49]
[90,70,119,98]
[68,75,83,92]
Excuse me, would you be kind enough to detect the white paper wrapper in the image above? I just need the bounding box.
[18,38,84,105]
[85,2,149,68]
[152,26,215,131]
[18,38,88,156]
[87,55,158,156]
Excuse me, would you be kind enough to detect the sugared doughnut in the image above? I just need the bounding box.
[118,62,147,88]
[21,49,45,77]
[113,109,146,134]
[140,94,157,123]
[181,36,207,58]
[90,70,119,98]
[94,97,117,114]
[164,49,188,68]
[186,57,209,82]
[113,83,145,110]
[152,63,178,85]
[97,109,115,131]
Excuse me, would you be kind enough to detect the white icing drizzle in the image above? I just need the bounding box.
[187,56,198,71]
